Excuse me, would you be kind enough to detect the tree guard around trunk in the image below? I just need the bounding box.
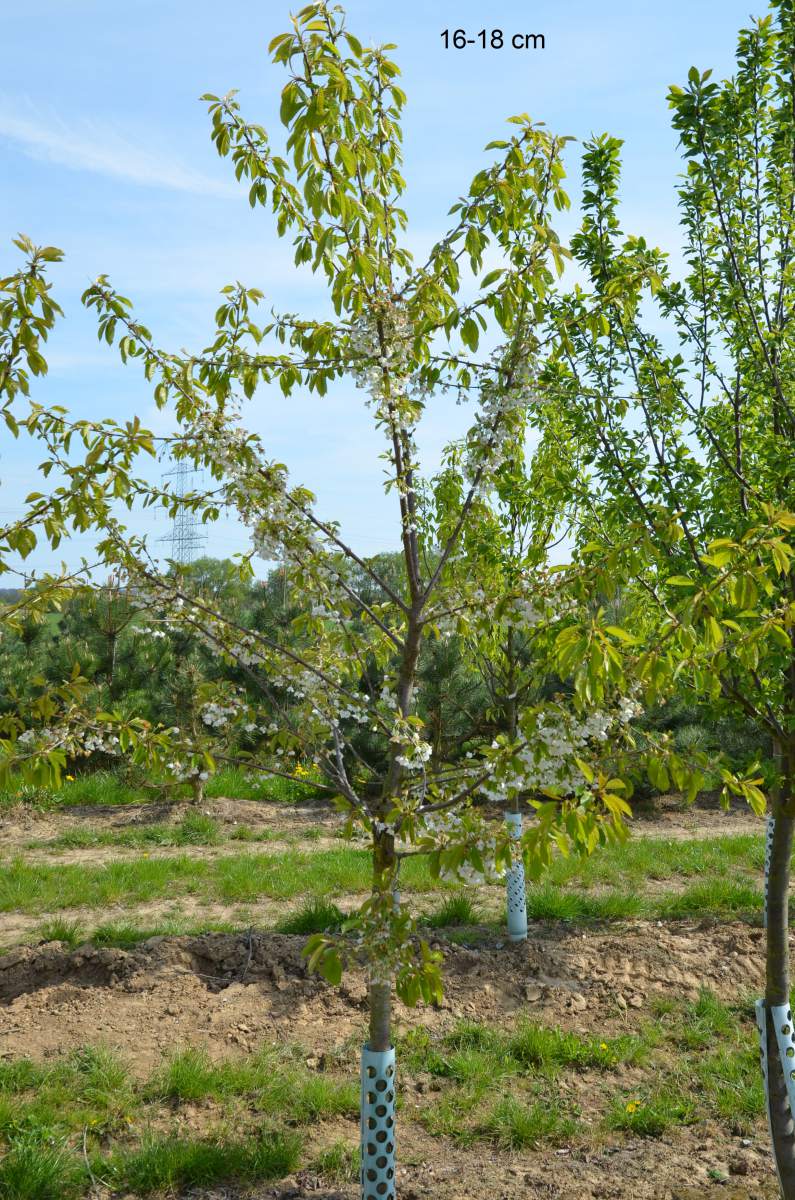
[505,811,528,942]
[757,998,795,1194]
[360,1044,396,1200]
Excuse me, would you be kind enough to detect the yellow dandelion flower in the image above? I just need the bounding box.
[600,1042,608,1051]
[65,774,75,782]
[625,1100,640,1114]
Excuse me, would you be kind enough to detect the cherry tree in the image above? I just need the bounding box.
[62,4,645,1192]
[430,421,598,941]
[539,2,795,1189]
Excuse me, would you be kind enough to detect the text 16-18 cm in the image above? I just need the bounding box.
[441,29,546,50]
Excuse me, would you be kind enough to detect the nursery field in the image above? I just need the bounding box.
[0,779,784,1200]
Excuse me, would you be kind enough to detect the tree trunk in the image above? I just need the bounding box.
[368,979,392,1052]
[503,657,527,942]
[360,828,397,1199]
[762,794,795,1198]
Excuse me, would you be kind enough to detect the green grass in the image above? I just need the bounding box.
[606,1087,697,1136]
[103,1132,302,1193]
[88,918,240,949]
[0,992,769,1192]
[309,1139,360,1184]
[695,1044,764,1129]
[37,916,84,949]
[596,988,763,1138]
[0,850,364,915]
[206,766,319,803]
[146,1045,358,1123]
[0,1046,138,1141]
[400,1018,646,1092]
[658,879,763,918]
[0,765,323,812]
[505,1021,650,1073]
[403,993,762,1147]
[275,898,345,935]
[0,1041,344,1198]
[398,1012,648,1123]
[0,1135,86,1199]
[424,892,482,928]
[0,1042,356,1137]
[524,885,646,921]
[476,1094,577,1149]
[34,811,225,852]
[542,833,764,889]
[11,771,145,809]
[673,989,738,1050]
[519,834,772,922]
[0,846,456,916]
[5,827,776,923]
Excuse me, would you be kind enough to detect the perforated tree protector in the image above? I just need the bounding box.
[360,1044,396,1200]
[756,997,795,1193]
[505,811,528,942]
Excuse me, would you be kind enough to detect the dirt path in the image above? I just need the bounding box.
[0,793,766,859]
[629,792,764,841]
[0,796,340,848]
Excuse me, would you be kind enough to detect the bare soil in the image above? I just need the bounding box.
[629,791,763,841]
[0,791,765,858]
[0,791,778,1199]
[0,796,341,848]
[0,922,779,1198]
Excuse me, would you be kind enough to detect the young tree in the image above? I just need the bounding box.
[79,5,641,1192]
[541,2,795,1188]
[432,427,580,941]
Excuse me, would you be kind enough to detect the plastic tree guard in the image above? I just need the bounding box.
[505,810,528,942]
[360,1043,396,1199]
[757,997,795,1193]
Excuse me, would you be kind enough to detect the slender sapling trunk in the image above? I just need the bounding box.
[760,749,795,1197]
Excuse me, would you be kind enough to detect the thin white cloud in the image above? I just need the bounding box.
[0,101,237,197]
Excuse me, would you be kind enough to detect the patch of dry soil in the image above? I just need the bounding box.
[0,923,767,1067]
[629,792,764,841]
[0,924,780,1199]
[0,796,341,850]
[0,793,765,860]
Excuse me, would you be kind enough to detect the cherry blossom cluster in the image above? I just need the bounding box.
[420,810,506,886]
[461,347,538,493]
[482,695,643,803]
[390,715,433,772]
[349,304,417,418]
[16,723,121,758]
[200,697,246,730]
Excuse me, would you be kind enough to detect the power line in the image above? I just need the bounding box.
[159,459,207,566]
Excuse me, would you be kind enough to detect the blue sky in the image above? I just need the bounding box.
[0,0,758,580]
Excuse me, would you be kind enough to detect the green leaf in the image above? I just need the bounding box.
[480,268,504,288]
[603,625,638,644]
[461,317,479,351]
